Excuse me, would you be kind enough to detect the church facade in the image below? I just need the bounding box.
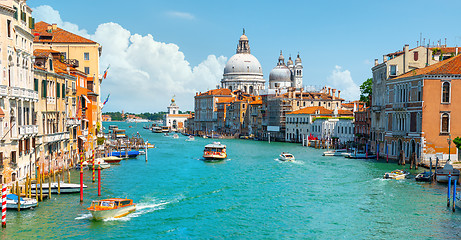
[164,97,191,132]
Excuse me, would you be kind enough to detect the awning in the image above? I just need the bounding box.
[0,108,4,118]
[82,95,91,103]
[78,136,87,142]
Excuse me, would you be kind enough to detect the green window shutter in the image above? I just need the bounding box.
[41,80,47,98]
[34,78,38,91]
[29,17,35,29]
[57,83,60,98]
[62,84,66,99]
[13,7,17,20]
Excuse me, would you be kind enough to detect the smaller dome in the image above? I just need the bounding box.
[287,56,293,66]
[269,65,291,82]
[239,34,248,41]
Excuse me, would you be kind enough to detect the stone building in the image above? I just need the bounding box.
[164,97,191,132]
[269,51,303,90]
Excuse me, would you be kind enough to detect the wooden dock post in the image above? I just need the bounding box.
[40,173,43,202]
[68,167,71,184]
[17,182,20,212]
[57,173,61,195]
[53,169,56,183]
[48,173,51,199]
[92,151,95,182]
[448,173,452,207]
[80,153,83,203]
[98,166,101,196]
[453,179,457,212]
[145,141,148,162]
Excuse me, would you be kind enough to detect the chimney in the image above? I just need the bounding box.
[337,90,341,99]
[66,66,70,74]
[383,55,388,63]
[457,47,459,56]
[52,24,57,31]
[47,25,52,32]
[332,89,336,100]
[374,59,379,66]
[403,44,409,73]
[427,47,432,65]
[328,87,331,95]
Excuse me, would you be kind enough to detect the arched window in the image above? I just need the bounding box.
[441,113,449,133]
[442,82,450,103]
[229,86,232,91]
[249,86,253,94]
[244,86,247,93]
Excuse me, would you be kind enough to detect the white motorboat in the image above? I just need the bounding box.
[172,134,179,139]
[436,161,460,183]
[384,170,409,180]
[6,194,38,209]
[186,135,195,141]
[323,149,347,156]
[31,182,88,194]
[279,152,295,161]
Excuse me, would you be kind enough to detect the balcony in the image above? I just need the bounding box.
[9,87,21,98]
[83,129,88,136]
[19,125,39,137]
[9,161,17,169]
[0,85,7,97]
[44,132,70,143]
[66,118,80,126]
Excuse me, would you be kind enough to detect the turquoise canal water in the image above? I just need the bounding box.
[3,122,461,239]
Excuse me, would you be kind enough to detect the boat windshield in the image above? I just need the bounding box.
[100,201,112,207]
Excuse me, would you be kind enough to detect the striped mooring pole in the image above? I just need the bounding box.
[2,183,6,228]
[453,179,457,212]
[448,173,452,208]
[92,151,95,182]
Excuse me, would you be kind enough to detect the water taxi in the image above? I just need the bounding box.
[383,170,409,180]
[203,142,227,160]
[87,198,136,220]
[279,152,295,161]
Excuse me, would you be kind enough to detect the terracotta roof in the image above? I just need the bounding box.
[395,54,461,79]
[429,47,461,54]
[167,114,191,118]
[249,99,262,105]
[33,21,96,44]
[216,97,235,104]
[338,109,353,116]
[34,65,46,71]
[34,49,60,58]
[287,106,333,115]
[197,88,232,97]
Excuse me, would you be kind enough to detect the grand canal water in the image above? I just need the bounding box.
[3,121,461,239]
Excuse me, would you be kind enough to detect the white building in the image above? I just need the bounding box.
[221,29,265,95]
[164,97,190,132]
[285,106,354,144]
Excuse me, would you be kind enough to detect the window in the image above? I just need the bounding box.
[62,84,66,99]
[56,83,60,98]
[61,52,67,60]
[441,113,450,133]
[49,59,53,71]
[442,82,450,103]
[41,80,47,98]
[84,52,89,60]
[414,51,419,61]
[390,65,397,76]
[84,67,90,74]
[7,20,11,38]
[34,78,38,91]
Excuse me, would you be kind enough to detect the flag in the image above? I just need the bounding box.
[103,94,110,106]
[103,65,110,79]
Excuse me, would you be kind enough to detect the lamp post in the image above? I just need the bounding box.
[448,134,452,163]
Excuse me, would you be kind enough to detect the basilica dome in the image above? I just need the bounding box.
[223,53,263,75]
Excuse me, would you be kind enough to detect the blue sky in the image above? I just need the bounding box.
[29,0,461,112]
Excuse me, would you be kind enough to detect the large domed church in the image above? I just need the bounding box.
[269,51,303,90]
[221,30,265,95]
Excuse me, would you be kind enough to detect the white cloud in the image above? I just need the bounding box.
[33,6,226,112]
[326,66,360,101]
[166,11,195,20]
[32,5,91,39]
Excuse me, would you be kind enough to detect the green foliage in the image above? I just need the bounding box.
[97,137,105,145]
[360,78,372,105]
[454,137,461,149]
[103,112,124,121]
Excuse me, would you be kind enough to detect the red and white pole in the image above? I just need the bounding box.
[2,183,6,228]
[92,151,95,182]
[98,166,101,196]
[80,153,83,203]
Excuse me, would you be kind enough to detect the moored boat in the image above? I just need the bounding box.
[203,142,227,160]
[323,149,347,156]
[172,134,179,139]
[31,182,87,194]
[101,156,122,164]
[383,170,409,180]
[109,150,140,158]
[279,152,295,161]
[6,194,38,209]
[186,135,195,141]
[87,198,136,220]
[415,171,434,182]
[152,126,162,133]
[436,161,460,183]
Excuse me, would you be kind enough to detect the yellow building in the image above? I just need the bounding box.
[33,21,102,149]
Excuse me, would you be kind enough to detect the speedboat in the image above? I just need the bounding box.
[172,134,179,139]
[6,194,38,209]
[164,133,169,137]
[109,150,140,158]
[383,170,409,180]
[279,152,295,161]
[152,127,162,133]
[415,171,434,182]
[87,198,136,220]
[95,159,111,169]
[186,135,195,141]
[323,149,347,156]
[203,142,227,160]
[31,182,88,194]
[436,161,460,183]
[101,156,122,164]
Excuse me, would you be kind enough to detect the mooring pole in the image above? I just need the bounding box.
[80,153,83,203]
[1,181,6,228]
[98,166,101,196]
[448,173,452,208]
[453,179,457,212]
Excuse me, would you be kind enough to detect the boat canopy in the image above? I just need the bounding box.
[204,142,226,149]
[6,194,23,201]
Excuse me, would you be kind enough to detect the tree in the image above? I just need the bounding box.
[454,137,461,150]
[360,78,372,106]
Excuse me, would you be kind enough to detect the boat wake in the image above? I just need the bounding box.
[75,213,92,220]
